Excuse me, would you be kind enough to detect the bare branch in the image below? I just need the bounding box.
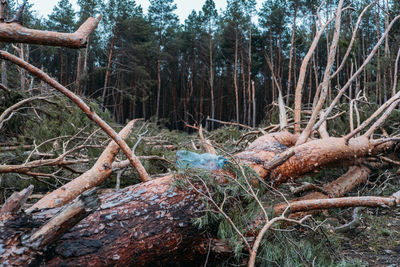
[264,52,287,130]
[331,0,378,79]
[364,99,400,137]
[314,15,400,131]
[274,195,398,214]
[392,46,400,97]
[293,12,335,133]
[296,0,344,145]
[26,119,140,212]
[206,116,253,129]
[0,50,150,182]
[0,15,102,48]
[198,125,216,155]
[0,95,50,130]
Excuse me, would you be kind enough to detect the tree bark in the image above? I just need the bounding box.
[209,30,215,130]
[155,38,162,123]
[234,27,239,124]
[1,131,398,266]
[102,30,116,110]
[286,2,298,106]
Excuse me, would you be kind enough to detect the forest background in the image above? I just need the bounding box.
[4,0,399,130]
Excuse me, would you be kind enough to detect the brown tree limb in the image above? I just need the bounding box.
[0,16,102,48]
[0,50,150,182]
[238,135,392,187]
[274,165,371,215]
[198,125,216,155]
[275,194,399,214]
[26,119,140,212]
[25,188,100,250]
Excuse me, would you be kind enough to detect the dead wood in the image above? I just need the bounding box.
[26,119,140,212]
[0,132,394,266]
[0,50,150,182]
[274,194,399,214]
[0,16,102,48]
[0,185,33,219]
[0,186,100,266]
[274,165,370,213]
[25,188,100,250]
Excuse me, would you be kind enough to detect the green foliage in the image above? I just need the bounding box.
[188,162,263,228]
[184,160,363,266]
[22,96,111,147]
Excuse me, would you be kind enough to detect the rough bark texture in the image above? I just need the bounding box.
[1,132,397,266]
[44,174,205,266]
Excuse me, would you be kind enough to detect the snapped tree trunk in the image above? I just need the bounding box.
[2,131,397,266]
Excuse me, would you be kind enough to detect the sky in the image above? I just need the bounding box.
[31,0,263,23]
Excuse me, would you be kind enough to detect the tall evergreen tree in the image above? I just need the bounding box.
[200,0,218,129]
[148,0,178,123]
[47,0,76,85]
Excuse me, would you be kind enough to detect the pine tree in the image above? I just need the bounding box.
[200,0,218,129]
[47,0,76,85]
[148,0,178,123]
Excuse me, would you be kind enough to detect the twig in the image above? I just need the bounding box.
[206,116,253,129]
[26,120,141,211]
[0,95,49,129]
[334,207,363,233]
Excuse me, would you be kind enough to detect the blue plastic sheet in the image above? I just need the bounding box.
[176,150,228,170]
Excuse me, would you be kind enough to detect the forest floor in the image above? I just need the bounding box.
[335,207,400,266]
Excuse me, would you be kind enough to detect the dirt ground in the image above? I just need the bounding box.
[334,207,400,266]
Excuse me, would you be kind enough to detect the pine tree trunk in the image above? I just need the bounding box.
[102,32,116,109]
[155,40,162,123]
[75,50,82,94]
[209,31,215,130]
[287,3,298,106]
[234,27,239,124]
[2,133,396,266]
[247,27,252,126]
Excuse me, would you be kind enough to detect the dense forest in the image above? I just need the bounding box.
[2,0,400,266]
[2,0,398,129]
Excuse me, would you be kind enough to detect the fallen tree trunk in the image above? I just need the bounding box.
[2,132,398,266]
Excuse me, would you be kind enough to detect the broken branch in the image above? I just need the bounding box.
[0,50,150,182]
[0,15,102,48]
